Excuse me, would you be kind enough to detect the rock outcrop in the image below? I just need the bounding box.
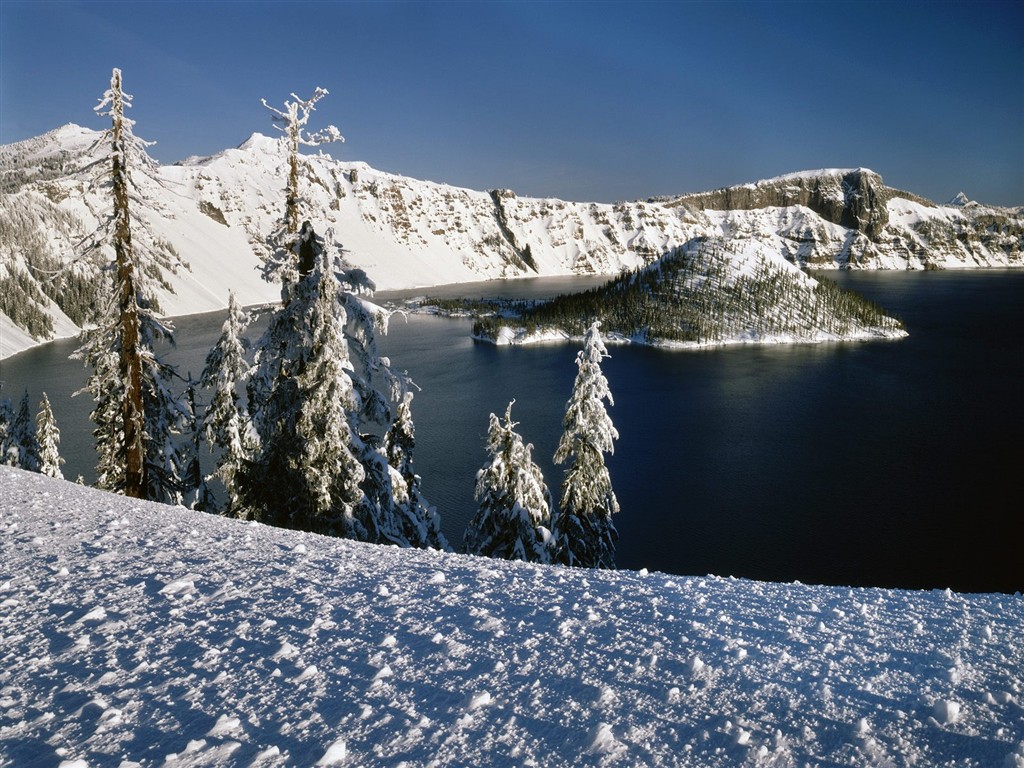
[664,169,900,240]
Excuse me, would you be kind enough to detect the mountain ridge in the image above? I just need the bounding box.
[1,124,1021,358]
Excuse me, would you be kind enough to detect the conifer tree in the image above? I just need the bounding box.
[293,243,369,536]
[465,401,553,563]
[199,291,252,514]
[383,391,450,550]
[35,392,64,479]
[73,68,188,503]
[238,231,366,535]
[182,376,215,512]
[3,391,41,471]
[343,279,428,547]
[240,87,442,547]
[0,396,13,467]
[552,322,620,568]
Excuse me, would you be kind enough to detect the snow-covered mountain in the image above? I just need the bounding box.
[660,168,1024,270]
[2,465,1022,767]
[2,124,1021,358]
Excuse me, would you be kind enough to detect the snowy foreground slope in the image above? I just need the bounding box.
[1,467,1022,767]
[2,124,1022,358]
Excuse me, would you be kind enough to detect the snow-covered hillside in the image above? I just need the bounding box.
[665,168,1024,270]
[2,466,1022,767]
[2,125,1021,358]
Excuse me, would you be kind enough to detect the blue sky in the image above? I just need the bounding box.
[2,1,1021,205]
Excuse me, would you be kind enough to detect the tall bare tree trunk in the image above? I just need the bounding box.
[109,68,146,498]
[285,121,300,236]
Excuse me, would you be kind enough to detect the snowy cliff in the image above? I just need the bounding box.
[1,125,1021,357]
[2,465,1022,766]
[664,169,1024,270]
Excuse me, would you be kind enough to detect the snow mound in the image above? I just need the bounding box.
[1,466,1022,766]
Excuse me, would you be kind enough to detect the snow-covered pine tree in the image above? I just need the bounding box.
[465,401,553,563]
[552,321,620,569]
[35,392,64,479]
[199,291,253,514]
[241,88,441,547]
[244,89,346,472]
[340,276,435,548]
[140,360,190,505]
[294,242,373,537]
[238,228,367,535]
[383,391,450,550]
[182,376,215,512]
[72,68,188,503]
[0,396,12,467]
[3,391,41,471]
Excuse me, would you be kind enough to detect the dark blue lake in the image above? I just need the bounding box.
[2,271,1020,593]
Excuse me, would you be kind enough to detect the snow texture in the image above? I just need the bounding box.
[1,465,1021,767]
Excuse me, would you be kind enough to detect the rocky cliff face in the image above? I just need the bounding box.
[665,169,906,241]
[661,169,1023,270]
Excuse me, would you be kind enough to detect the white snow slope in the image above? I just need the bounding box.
[1,466,1022,767]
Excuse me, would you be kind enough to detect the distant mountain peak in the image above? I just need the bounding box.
[755,167,879,187]
[237,132,280,152]
[948,191,972,207]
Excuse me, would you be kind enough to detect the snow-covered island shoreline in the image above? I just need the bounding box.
[465,244,909,350]
[472,324,907,350]
[2,466,1021,767]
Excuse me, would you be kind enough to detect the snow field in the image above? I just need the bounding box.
[1,466,1022,766]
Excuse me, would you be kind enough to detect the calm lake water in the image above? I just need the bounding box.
[2,271,1020,593]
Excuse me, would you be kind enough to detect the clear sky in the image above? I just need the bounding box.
[1,0,1021,206]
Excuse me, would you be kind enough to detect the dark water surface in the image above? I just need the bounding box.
[2,271,1020,593]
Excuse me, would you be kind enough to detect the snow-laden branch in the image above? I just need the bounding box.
[260,87,344,148]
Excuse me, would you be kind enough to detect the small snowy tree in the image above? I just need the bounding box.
[383,391,449,550]
[552,322,620,569]
[35,393,64,479]
[0,396,13,466]
[342,278,441,548]
[3,391,41,471]
[465,401,553,563]
[182,376,215,512]
[73,68,188,502]
[199,291,253,514]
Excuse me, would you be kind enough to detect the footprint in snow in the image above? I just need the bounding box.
[77,606,107,623]
[466,691,492,711]
[206,714,243,738]
[160,578,196,598]
[315,738,347,766]
[295,664,318,683]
